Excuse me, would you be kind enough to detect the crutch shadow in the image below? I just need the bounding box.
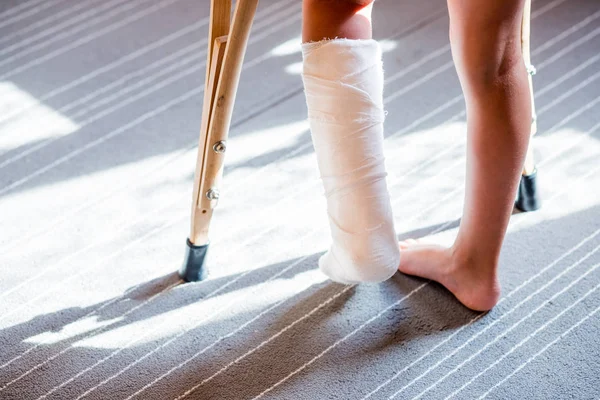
[0,250,334,362]
[6,202,600,400]
[0,217,464,358]
[0,218,466,372]
[0,272,181,357]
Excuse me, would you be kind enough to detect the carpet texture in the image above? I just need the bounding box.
[1,0,599,399]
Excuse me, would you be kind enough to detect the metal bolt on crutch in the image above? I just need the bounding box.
[180,0,259,282]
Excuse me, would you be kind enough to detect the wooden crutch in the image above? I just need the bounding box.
[180,0,259,282]
[516,0,542,212]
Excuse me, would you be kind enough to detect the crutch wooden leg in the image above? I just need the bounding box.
[180,0,260,282]
[516,0,542,212]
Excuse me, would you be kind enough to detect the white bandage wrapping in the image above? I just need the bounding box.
[302,39,400,284]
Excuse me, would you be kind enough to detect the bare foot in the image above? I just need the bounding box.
[398,240,501,311]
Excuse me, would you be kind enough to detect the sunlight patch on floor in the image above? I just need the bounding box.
[0,82,80,154]
[70,269,327,349]
[0,147,192,240]
[24,315,123,345]
[227,119,310,165]
[270,35,301,57]
[511,127,600,233]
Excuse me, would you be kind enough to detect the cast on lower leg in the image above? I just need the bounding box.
[302,39,400,284]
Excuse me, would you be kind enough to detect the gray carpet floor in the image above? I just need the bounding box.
[1,0,599,399]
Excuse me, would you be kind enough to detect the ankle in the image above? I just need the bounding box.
[449,244,499,280]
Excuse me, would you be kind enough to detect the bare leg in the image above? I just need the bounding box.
[302,0,374,42]
[398,0,532,311]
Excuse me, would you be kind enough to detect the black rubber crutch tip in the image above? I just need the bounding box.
[179,238,210,282]
[515,169,541,212]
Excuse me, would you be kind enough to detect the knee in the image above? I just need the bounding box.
[450,26,524,90]
[448,4,526,90]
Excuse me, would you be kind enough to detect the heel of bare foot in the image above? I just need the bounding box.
[398,239,501,312]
